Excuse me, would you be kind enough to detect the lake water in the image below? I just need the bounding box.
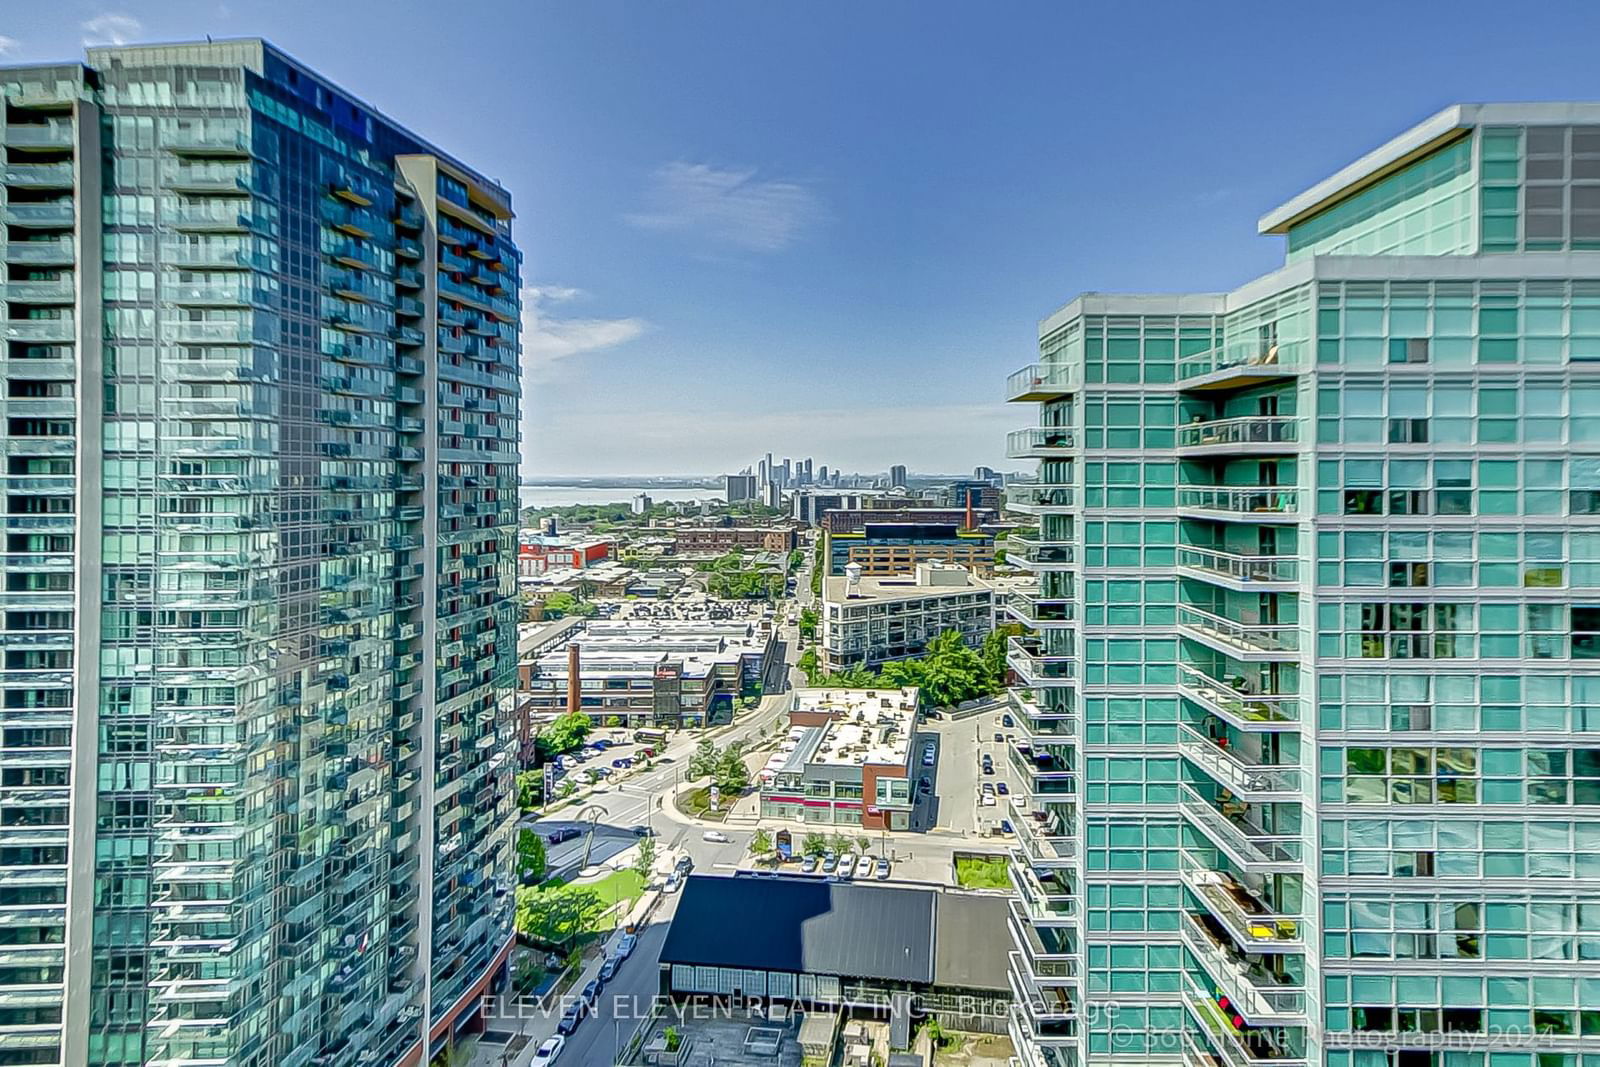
[519,485,726,509]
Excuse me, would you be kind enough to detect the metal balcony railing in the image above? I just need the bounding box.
[1176,724,1301,797]
[1006,361,1081,402]
[1177,605,1298,657]
[1177,547,1297,585]
[1177,487,1298,518]
[1178,416,1298,451]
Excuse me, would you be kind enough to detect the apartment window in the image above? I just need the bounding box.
[1388,418,1429,444]
[1388,338,1430,364]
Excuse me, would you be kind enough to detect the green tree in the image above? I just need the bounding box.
[802,832,829,857]
[558,780,577,799]
[542,592,597,619]
[517,828,547,883]
[750,828,774,856]
[515,883,604,948]
[798,648,820,684]
[797,607,819,642]
[828,832,851,856]
[515,770,543,810]
[714,742,750,794]
[856,835,871,856]
[787,549,805,573]
[537,710,592,757]
[981,623,1025,689]
[632,836,657,881]
[688,738,719,779]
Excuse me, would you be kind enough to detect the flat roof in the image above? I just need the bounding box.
[823,570,992,606]
[660,875,1007,993]
[789,688,918,768]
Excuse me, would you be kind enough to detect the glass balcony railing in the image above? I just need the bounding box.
[3,278,74,301]
[1006,427,1076,458]
[3,162,74,187]
[1177,605,1298,658]
[1007,636,1075,687]
[1177,339,1308,385]
[1177,547,1296,585]
[1180,976,1308,1067]
[1179,911,1306,1023]
[1006,361,1080,402]
[1179,859,1302,951]
[4,238,75,264]
[1176,665,1300,727]
[4,124,73,148]
[1007,533,1076,570]
[1176,724,1301,797]
[3,201,74,226]
[1011,808,1076,864]
[1179,785,1301,872]
[1177,487,1298,518]
[4,319,75,342]
[1007,592,1076,627]
[1178,416,1298,452]
[1007,485,1075,513]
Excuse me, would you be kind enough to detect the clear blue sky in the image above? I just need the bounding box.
[8,1,1600,476]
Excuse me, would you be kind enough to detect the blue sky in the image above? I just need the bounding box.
[7,2,1600,476]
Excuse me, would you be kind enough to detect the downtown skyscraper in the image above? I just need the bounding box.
[1004,104,1600,1067]
[1,40,521,1067]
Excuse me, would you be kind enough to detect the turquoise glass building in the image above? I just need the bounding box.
[0,40,522,1067]
[1004,104,1600,1067]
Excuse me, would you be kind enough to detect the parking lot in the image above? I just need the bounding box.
[915,704,1018,838]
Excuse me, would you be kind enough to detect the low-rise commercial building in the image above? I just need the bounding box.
[758,688,919,829]
[517,535,611,575]
[525,618,775,728]
[659,874,1009,1033]
[825,522,997,576]
[674,525,799,554]
[819,507,997,534]
[820,563,994,671]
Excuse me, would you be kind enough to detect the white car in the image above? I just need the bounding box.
[854,855,875,879]
[531,1036,565,1067]
[981,793,997,807]
[874,857,890,880]
[701,830,730,843]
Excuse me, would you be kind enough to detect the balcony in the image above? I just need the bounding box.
[1179,785,1300,874]
[3,278,74,302]
[3,201,74,227]
[1176,548,1296,591]
[165,128,252,156]
[1177,487,1298,521]
[1177,605,1297,661]
[1176,724,1300,799]
[1011,807,1076,865]
[4,239,74,265]
[1177,416,1298,456]
[4,124,73,149]
[1179,911,1306,1025]
[1177,339,1306,391]
[1007,592,1075,629]
[1180,985,1307,1067]
[1006,485,1075,515]
[1007,636,1074,688]
[1005,531,1075,571]
[1006,427,1076,459]
[1006,361,1080,402]
[3,163,73,188]
[4,319,75,343]
[1176,665,1299,730]
[1008,690,1077,735]
[1180,862,1302,952]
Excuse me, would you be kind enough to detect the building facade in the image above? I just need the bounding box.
[820,562,995,671]
[820,506,996,534]
[673,525,798,554]
[1003,103,1600,1067]
[0,41,521,1067]
[825,522,997,576]
[725,472,758,502]
[758,688,919,829]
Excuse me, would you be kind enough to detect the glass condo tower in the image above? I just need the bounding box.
[0,41,523,1067]
[1004,104,1600,1067]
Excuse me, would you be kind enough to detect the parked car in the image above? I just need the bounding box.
[664,872,682,892]
[854,855,875,879]
[835,859,854,881]
[981,793,997,807]
[800,854,819,873]
[1001,713,1014,728]
[612,757,634,769]
[981,781,995,795]
[617,934,638,959]
[581,979,602,1007]
[996,782,1009,795]
[640,747,657,758]
[820,852,838,873]
[999,820,1015,835]
[531,1037,565,1067]
[921,744,936,767]
[918,776,932,794]
[702,830,729,843]
[994,732,1004,743]
[599,957,619,982]
[875,857,890,879]
[556,1003,584,1035]
[592,740,612,750]
[675,855,694,874]
[982,755,994,775]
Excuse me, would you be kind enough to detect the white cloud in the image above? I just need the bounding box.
[81,14,143,47]
[521,286,648,384]
[625,162,825,253]
[0,36,20,57]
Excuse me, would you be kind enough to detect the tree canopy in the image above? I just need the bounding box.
[537,710,592,757]
[515,882,604,948]
[803,625,1021,708]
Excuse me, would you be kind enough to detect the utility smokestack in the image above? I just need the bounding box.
[567,643,581,715]
[964,488,974,532]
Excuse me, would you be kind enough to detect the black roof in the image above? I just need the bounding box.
[661,874,935,984]
[660,875,1011,991]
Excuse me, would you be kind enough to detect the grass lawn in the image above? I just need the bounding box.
[587,868,646,910]
[954,855,1012,890]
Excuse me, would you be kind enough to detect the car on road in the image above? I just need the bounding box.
[556,1003,585,1035]
[800,854,819,873]
[599,957,620,982]
[854,855,874,879]
[820,852,837,874]
[701,830,729,843]
[544,827,580,845]
[875,857,890,879]
[997,781,1009,795]
[675,855,694,874]
[531,1036,565,1067]
[617,933,638,959]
